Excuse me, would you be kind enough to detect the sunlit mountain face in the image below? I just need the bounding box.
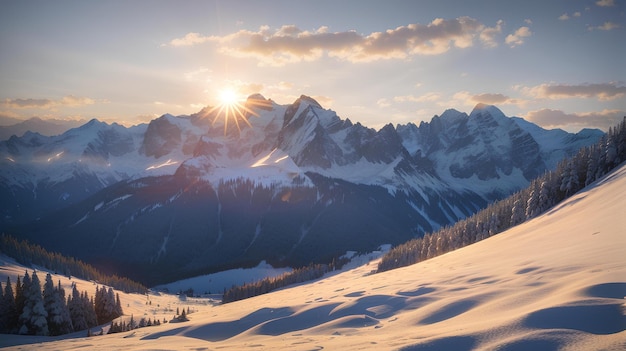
[0,95,603,285]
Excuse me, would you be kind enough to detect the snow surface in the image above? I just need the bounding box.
[1,164,625,350]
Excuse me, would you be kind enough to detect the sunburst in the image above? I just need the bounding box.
[205,89,272,135]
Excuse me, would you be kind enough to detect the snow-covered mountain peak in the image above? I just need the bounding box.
[0,97,605,232]
[245,93,273,109]
[294,95,323,109]
[469,103,507,122]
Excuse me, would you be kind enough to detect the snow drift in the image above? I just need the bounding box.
[1,163,624,350]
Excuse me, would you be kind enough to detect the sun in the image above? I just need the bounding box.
[218,88,238,106]
[206,88,261,135]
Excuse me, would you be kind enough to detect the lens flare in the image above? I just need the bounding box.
[203,89,272,135]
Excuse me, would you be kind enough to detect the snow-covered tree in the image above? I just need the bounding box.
[560,159,580,196]
[94,286,122,324]
[85,294,97,328]
[525,180,540,219]
[537,180,553,214]
[68,285,87,331]
[115,293,123,317]
[43,274,72,335]
[14,275,24,322]
[0,277,18,333]
[19,271,48,336]
[16,272,30,333]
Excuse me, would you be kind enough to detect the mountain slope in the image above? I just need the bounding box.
[2,161,624,351]
[0,96,604,283]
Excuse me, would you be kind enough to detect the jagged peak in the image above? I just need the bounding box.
[77,118,109,130]
[469,103,506,120]
[379,123,396,133]
[293,95,322,109]
[245,93,274,111]
[247,93,267,101]
[437,109,468,125]
[157,113,176,120]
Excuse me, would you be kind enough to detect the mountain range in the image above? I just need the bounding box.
[0,95,603,285]
[0,117,87,141]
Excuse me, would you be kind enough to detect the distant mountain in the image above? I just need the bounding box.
[0,115,23,126]
[0,95,604,285]
[0,117,87,140]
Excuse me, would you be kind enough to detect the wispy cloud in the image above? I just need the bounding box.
[167,32,213,47]
[165,17,514,66]
[525,108,623,131]
[596,0,615,7]
[559,12,581,21]
[450,91,523,107]
[470,93,512,104]
[505,26,532,47]
[521,82,626,101]
[588,21,621,31]
[3,96,96,109]
[393,92,442,103]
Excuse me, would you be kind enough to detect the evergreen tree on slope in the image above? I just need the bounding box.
[43,273,73,335]
[19,271,48,335]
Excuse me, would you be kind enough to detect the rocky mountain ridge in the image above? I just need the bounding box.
[0,95,604,285]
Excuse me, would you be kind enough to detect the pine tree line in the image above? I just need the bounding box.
[378,117,626,273]
[0,270,123,336]
[223,262,336,303]
[108,314,164,334]
[0,234,147,294]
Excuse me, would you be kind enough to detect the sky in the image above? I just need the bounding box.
[1,0,625,132]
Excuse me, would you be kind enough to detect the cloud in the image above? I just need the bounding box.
[525,108,624,131]
[559,12,581,21]
[166,32,213,47]
[588,21,621,31]
[596,0,615,6]
[377,98,391,108]
[521,82,626,100]
[479,20,504,48]
[166,17,513,65]
[505,26,532,47]
[471,93,512,104]
[3,96,96,109]
[450,91,522,107]
[393,92,442,103]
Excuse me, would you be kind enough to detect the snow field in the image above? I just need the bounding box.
[0,164,624,350]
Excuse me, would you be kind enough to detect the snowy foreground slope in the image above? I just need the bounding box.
[1,164,625,350]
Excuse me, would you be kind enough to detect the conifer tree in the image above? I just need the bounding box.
[2,277,18,334]
[56,280,73,334]
[43,273,72,335]
[115,293,123,317]
[13,275,24,324]
[19,271,48,335]
[68,285,87,331]
[0,279,13,333]
[16,271,30,334]
[85,294,97,328]
[0,281,5,333]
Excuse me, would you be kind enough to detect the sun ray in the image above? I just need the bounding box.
[201,88,267,135]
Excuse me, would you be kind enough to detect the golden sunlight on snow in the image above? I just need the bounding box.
[1,165,625,350]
